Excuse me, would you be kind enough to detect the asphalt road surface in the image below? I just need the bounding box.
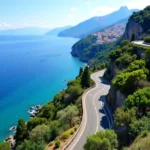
[66,70,113,150]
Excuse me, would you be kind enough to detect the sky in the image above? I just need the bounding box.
[0,0,149,30]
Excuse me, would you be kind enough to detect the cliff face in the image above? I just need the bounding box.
[107,87,126,111]
[123,6,150,41]
[123,20,144,40]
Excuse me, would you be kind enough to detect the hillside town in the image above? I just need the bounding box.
[93,23,126,44]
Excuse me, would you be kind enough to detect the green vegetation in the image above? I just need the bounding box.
[16,140,45,150]
[105,38,150,148]
[71,35,116,68]
[114,107,136,128]
[5,67,93,149]
[126,87,150,114]
[129,6,150,33]
[55,140,60,148]
[57,105,79,127]
[84,130,118,150]
[0,142,10,150]
[144,36,150,43]
[129,116,150,139]
[128,132,150,150]
[15,119,28,145]
[81,66,91,88]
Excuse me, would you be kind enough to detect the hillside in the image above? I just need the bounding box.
[58,6,138,38]
[0,27,51,35]
[71,21,126,68]
[123,5,150,40]
[45,25,72,35]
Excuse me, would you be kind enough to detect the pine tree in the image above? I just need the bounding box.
[81,66,91,88]
[131,33,136,41]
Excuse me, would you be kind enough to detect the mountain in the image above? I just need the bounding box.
[58,6,139,38]
[45,25,72,35]
[123,5,150,40]
[71,19,126,66]
[0,27,51,35]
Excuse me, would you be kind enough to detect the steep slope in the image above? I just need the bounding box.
[123,5,150,40]
[58,6,138,38]
[45,25,72,35]
[0,27,51,35]
[71,20,126,66]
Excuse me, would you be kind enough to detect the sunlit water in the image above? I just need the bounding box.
[0,35,83,141]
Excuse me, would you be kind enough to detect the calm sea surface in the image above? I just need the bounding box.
[0,35,83,141]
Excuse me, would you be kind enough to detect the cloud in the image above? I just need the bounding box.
[71,7,78,12]
[90,6,117,16]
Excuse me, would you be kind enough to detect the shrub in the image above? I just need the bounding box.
[144,36,150,43]
[62,131,70,139]
[55,140,60,148]
[141,130,148,137]
[70,129,75,135]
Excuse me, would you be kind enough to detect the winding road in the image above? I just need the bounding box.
[65,70,113,150]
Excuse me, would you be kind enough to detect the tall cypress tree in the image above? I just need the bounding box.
[131,33,136,41]
[81,66,91,88]
[79,67,83,77]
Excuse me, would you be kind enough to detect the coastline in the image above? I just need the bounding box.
[0,35,83,142]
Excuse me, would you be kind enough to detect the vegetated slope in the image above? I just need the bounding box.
[83,6,150,150]
[58,6,138,38]
[71,21,126,68]
[123,5,150,40]
[103,6,150,149]
[45,25,72,35]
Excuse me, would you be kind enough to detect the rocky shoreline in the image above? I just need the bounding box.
[5,105,42,148]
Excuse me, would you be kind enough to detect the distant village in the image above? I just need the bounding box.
[93,23,126,44]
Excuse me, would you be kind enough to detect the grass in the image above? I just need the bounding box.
[46,125,79,150]
[128,132,150,150]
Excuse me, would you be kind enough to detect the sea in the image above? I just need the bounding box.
[0,35,84,141]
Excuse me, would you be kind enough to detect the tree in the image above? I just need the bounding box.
[0,142,10,150]
[81,66,91,88]
[131,33,136,41]
[129,116,150,139]
[27,117,48,131]
[38,103,55,120]
[29,124,50,143]
[114,107,136,128]
[126,87,150,114]
[84,130,118,150]
[112,69,146,94]
[79,67,83,77]
[16,140,45,150]
[15,119,28,145]
[57,105,79,127]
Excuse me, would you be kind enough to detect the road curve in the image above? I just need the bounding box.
[132,41,150,47]
[65,70,112,150]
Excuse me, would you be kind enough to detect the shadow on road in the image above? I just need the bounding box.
[99,77,110,85]
[99,108,109,129]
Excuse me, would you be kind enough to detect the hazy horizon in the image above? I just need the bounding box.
[0,0,149,30]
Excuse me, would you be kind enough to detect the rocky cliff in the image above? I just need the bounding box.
[123,6,150,41]
[123,20,144,40]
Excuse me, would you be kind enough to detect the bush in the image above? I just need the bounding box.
[144,36,150,43]
[70,129,75,135]
[141,130,148,137]
[55,140,60,148]
[62,131,70,139]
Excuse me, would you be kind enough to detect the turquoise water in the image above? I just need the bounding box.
[0,35,83,141]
